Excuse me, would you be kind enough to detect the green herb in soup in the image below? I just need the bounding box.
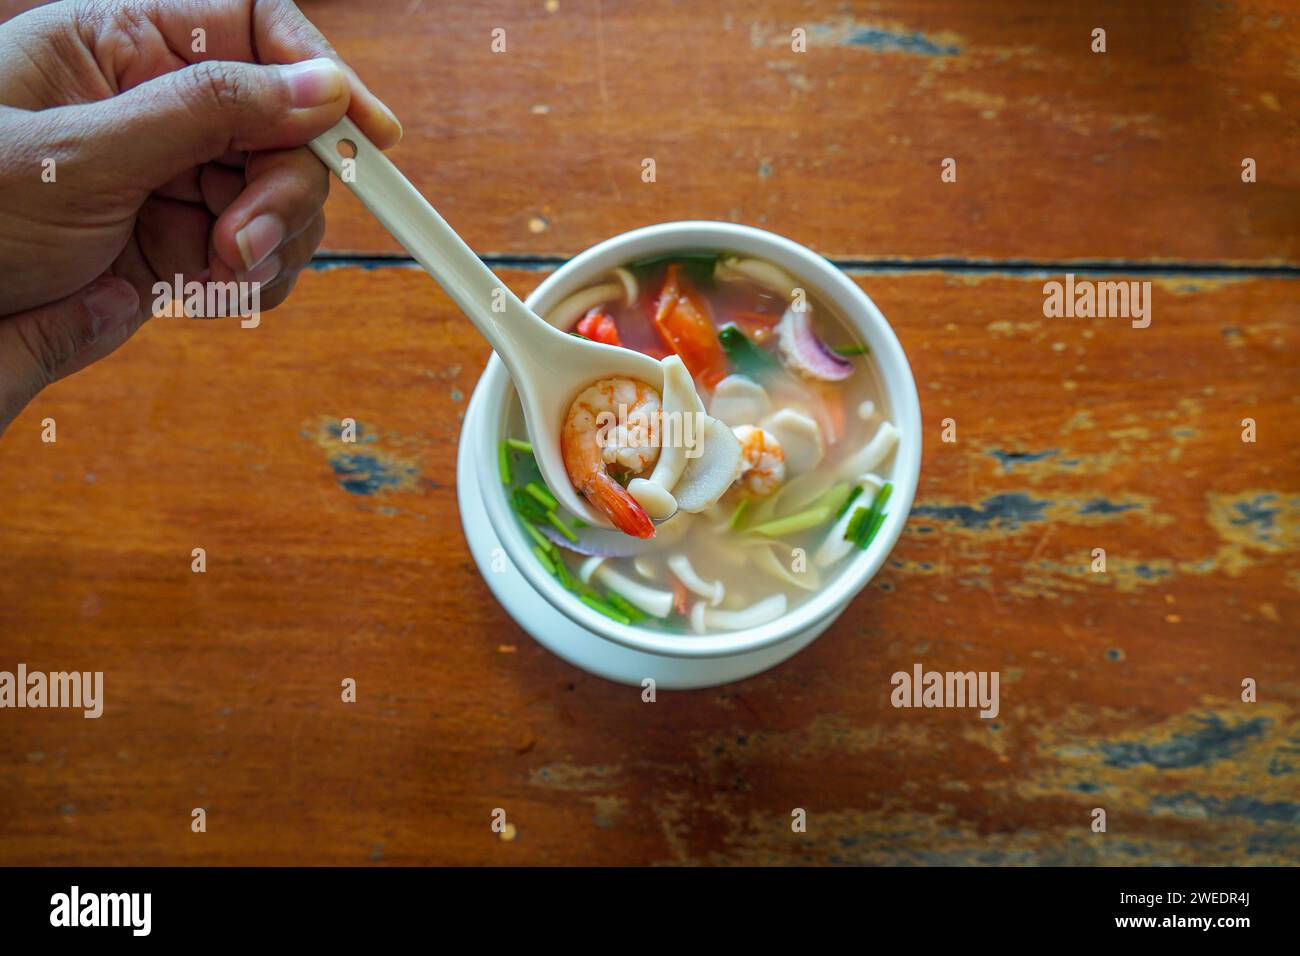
[509,252,901,634]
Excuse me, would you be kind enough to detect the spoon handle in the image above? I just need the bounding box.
[308,118,548,360]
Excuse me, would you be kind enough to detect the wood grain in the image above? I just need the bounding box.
[1,264,1295,865]
[294,0,1300,263]
[1,0,1296,263]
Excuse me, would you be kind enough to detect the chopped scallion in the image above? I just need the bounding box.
[837,485,863,520]
[854,482,894,549]
[553,556,574,591]
[521,520,552,552]
[604,590,646,622]
[506,437,533,454]
[580,594,631,626]
[545,510,579,543]
[524,481,559,511]
[749,504,831,537]
[498,441,512,484]
[532,545,556,575]
[844,505,869,542]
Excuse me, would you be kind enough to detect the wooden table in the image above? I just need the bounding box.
[1,0,1297,865]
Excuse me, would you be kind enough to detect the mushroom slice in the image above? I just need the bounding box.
[579,557,674,618]
[546,281,622,330]
[667,554,724,606]
[714,256,799,300]
[671,416,743,513]
[761,408,824,475]
[690,593,787,633]
[708,374,771,427]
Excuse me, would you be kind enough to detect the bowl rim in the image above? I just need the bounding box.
[470,220,922,659]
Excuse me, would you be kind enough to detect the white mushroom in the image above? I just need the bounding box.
[714,256,799,300]
[761,408,824,474]
[546,281,622,330]
[814,474,885,567]
[690,593,788,633]
[836,420,899,481]
[546,268,638,330]
[708,374,771,427]
[667,554,723,606]
[612,267,638,305]
[579,556,674,618]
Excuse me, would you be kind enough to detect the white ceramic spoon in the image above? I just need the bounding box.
[309,118,664,530]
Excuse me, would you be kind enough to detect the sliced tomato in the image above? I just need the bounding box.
[575,308,621,346]
[729,309,780,346]
[651,265,730,386]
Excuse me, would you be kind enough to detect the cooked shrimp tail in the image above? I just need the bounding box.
[584,472,656,538]
[562,376,663,538]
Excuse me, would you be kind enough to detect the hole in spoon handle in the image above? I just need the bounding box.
[308,117,369,179]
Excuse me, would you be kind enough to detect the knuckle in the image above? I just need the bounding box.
[187,61,255,115]
[13,314,81,382]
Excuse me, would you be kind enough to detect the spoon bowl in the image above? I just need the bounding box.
[309,118,663,528]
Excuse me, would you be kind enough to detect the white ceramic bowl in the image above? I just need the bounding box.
[466,221,922,661]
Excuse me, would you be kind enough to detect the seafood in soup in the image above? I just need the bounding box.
[499,252,900,633]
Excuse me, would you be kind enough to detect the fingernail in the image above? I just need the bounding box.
[234,214,285,270]
[280,58,346,109]
[83,278,139,337]
[378,99,403,144]
[240,254,281,285]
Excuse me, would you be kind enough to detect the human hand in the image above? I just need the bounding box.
[0,0,402,434]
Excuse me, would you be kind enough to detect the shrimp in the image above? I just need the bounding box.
[732,425,785,496]
[562,378,662,538]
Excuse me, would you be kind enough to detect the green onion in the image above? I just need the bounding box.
[729,498,751,530]
[524,481,559,511]
[854,482,894,549]
[844,505,869,542]
[580,594,631,626]
[553,556,574,591]
[604,590,646,622]
[498,441,512,484]
[832,343,870,357]
[718,323,777,378]
[532,545,556,574]
[815,482,852,517]
[837,485,863,519]
[512,488,548,523]
[545,510,579,543]
[521,520,552,552]
[749,504,832,537]
[859,510,889,550]
[506,437,533,454]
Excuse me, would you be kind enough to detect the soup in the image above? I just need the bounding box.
[500,251,900,633]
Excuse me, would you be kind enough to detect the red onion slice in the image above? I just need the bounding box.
[775,305,854,382]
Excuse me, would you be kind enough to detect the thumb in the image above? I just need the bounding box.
[0,277,141,436]
[79,57,349,189]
